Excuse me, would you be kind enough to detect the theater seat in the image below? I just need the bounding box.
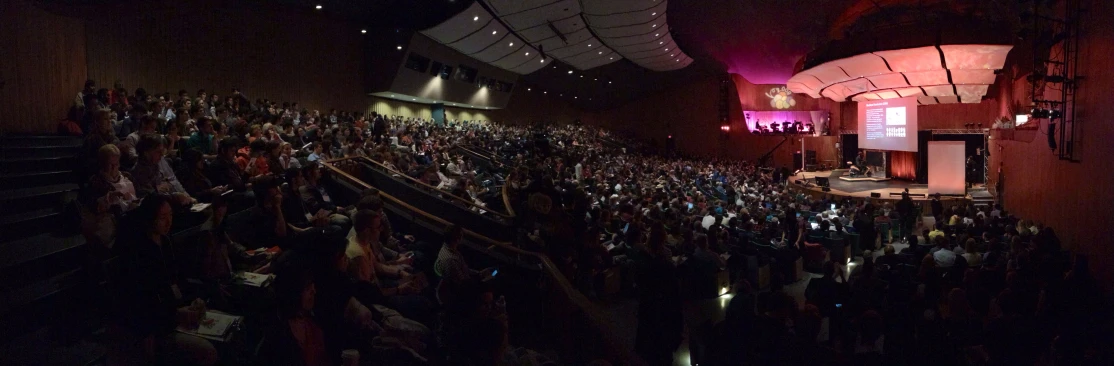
[802,241,827,273]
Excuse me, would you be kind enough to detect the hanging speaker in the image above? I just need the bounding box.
[1048,122,1057,150]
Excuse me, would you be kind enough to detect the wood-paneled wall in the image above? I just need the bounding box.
[363,97,495,122]
[985,0,1114,290]
[82,1,367,115]
[0,0,87,133]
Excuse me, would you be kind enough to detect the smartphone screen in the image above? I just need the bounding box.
[491,269,499,276]
[830,203,837,211]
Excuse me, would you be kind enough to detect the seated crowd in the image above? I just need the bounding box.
[72,82,535,366]
[67,80,1107,365]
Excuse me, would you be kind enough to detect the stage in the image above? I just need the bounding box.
[790,169,944,201]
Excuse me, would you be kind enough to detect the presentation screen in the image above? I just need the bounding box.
[857,97,918,152]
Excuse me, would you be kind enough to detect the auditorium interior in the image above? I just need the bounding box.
[1,0,1112,365]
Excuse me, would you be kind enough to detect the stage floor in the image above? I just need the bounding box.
[792,170,934,200]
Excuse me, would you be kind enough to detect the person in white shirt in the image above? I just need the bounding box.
[574,162,583,182]
[931,237,957,268]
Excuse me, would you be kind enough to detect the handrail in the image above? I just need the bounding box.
[321,157,640,364]
[356,157,514,219]
[459,144,501,162]
[502,184,516,217]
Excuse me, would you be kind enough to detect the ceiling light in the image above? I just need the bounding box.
[411,98,416,101]
[670,54,674,57]
[609,57,614,60]
[544,91,547,94]
[588,44,592,47]
[315,4,322,10]
[390,94,395,97]
[473,15,479,21]
[652,24,657,27]
[492,30,497,35]
[609,81,612,84]
[525,52,530,56]
[539,59,545,63]
[594,78,598,81]
[508,42,514,46]
[652,12,657,16]
[655,33,660,37]
[568,70,573,74]
[598,51,603,54]
[660,41,664,44]
[361,29,367,34]
[397,45,402,50]
[574,96,578,99]
[665,48,669,51]
[527,88,531,91]
[580,75,583,78]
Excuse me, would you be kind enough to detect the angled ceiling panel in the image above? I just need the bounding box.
[866,73,910,89]
[423,2,493,43]
[835,54,892,79]
[950,69,997,85]
[903,70,950,86]
[583,0,690,71]
[873,46,943,72]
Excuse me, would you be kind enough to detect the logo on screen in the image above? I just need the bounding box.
[886,107,906,126]
[765,86,797,109]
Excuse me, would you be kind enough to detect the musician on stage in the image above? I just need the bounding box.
[849,150,869,177]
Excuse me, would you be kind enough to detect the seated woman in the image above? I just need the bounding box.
[259,267,337,366]
[82,144,140,249]
[109,194,218,366]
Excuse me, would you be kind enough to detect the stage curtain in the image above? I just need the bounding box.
[891,151,918,180]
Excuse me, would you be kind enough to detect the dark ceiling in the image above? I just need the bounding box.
[59,0,1021,111]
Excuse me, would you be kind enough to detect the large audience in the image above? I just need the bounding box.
[64,80,1108,365]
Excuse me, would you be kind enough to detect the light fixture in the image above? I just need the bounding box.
[544,91,547,94]
[609,81,612,84]
[397,45,402,50]
[652,24,657,27]
[598,51,603,55]
[568,70,573,74]
[540,59,545,63]
[411,98,416,101]
[473,15,479,21]
[652,12,657,16]
[609,57,614,60]
[390,94,395,97]
[665,48,669,51]
[670,54,674,57]
[315,4,322,10]
[491,30,497,35]
[574,96,578,99]
[580,75,583,78]
[588,44,592,47]
[527,88,531,91]
[660,41,664,44]
[525,52,530,56]
[508,42,514,46]
[594,78,598,81]
[655,33,660,37]
[361,29,367,34]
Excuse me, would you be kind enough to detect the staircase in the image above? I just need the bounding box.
[0,135,101,363]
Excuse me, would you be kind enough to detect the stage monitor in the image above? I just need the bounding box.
[857,97,918,152]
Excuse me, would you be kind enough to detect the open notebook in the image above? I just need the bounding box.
[177,312,241,342]
[239,272,275,287]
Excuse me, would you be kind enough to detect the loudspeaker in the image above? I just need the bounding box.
[870,192,881,198]
[1048,122,1057,150]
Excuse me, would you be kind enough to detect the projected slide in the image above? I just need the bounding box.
[858,96,919,152]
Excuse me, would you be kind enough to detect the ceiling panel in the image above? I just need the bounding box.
[936,96,960,104]
[940,44,1013,70]
[866,73,909,89]
[873,46,943,72]
[918,96,939,105]
[922,85,955,97]
[951,69,997,85]
[836,54,892,79]
[902,70,950,86]
[472,35,526,62]
[582,0,690,71]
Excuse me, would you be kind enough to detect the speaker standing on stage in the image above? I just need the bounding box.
[896,191,915,242]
